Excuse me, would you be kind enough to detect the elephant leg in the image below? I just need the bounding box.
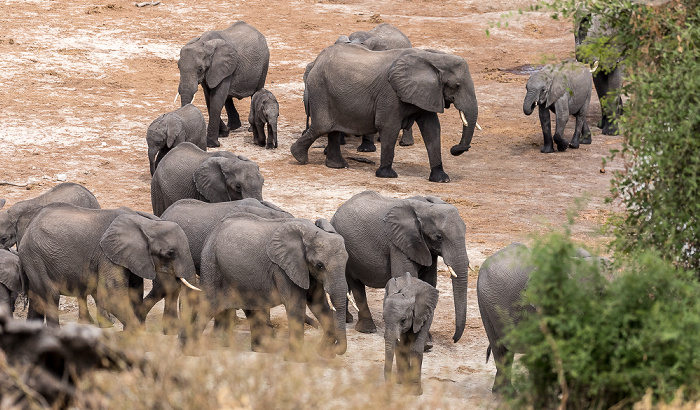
[552,104,570,152]
[569,113,586,149]
[399,126,414,146]
[140,276,167,322]
[416,113,450,182]
[339,133,346,145]
[491,345,514,393]
[290,127,322,164]
[283,296,307,362]
[44,293,61,328]
[224,97,241,132]
[161,285,182,335]
[178,287,208,347]
[77,296,95,324]
[255,122,267,147]
[325,131,348,169]
[408,350,424,395]
[375,124,402,178]
[418,256,438,351]
[347,275,376,333]
[357,134,376,152]
[538,105,554,153]
[580,121,592,144]
[214,308,240,333]
[203,82,231,147]
[247,308,276,353]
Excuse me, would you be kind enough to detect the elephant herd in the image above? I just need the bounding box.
[1,15,620,396]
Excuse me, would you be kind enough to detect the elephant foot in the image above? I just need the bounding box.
[339,134,346,145]
[316,339,337,359]
[247,125,253,133]
[399,133,414,147]
[581,134,592,144]
[602,123,618,136]
[375,166,398,179]
[568,140,580,149]
[424,332,433,352]
[540,145,555,153]
[399,140,414,147]
[290,141,311,164]
[408,383,424,396]
[325,156,348,169]
[207,138,221,148]
[228,118,242,132]
[357,141,376,152]
[355,318,377,333]
[554,137,569,152]
[429,164,450,183]
[346,311,354,323]
[266,143,277,150]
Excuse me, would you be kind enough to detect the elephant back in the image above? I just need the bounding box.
[151,142,210,216]
[220,21,270,99]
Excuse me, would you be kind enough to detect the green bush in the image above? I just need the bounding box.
[503,232,700,408]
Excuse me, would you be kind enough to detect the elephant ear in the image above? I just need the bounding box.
[314,218,336,234]
[412,281,439,333]
[166,115,186,148]
[205,39,239,88]
[194,157,230,203]
[266,221,310,290]
[383,203,432,266]
[0,199,6,209]
[546,71,568,107]
[388,53,444,113]
[100,214,156,280]
[0,253,22,294]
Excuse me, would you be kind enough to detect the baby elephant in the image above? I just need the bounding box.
[248,89,279,149]
[523,59,593,153]
[147,103,207,175]
[383,273,439,396]
[0,249,22,313]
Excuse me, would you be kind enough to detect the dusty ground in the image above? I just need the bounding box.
[0,0,621,407]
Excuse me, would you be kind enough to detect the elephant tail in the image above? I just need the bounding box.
[486,345,492,363]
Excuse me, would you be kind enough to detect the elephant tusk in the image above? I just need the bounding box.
[476,122,482,130]
[447,265,458,278]
[173,92,180,104]
[180,278,201,291]
[190,94,196,104]
[326,292,336,312]
[459,110,469,127]
[468,264,475,272]
[590,61,599,73]
[347,292,359,311]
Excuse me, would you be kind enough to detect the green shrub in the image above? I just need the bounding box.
[503,232,700,408]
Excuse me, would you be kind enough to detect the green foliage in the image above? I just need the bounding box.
[503,232,700,408]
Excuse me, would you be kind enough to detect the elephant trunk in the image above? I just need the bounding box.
[443,247,469,343]
[174,253,197,286]
[178,76,198,108]
[384,337,397,380]
[329,284,348,355]
[523,90,538,116]
[450,104,478,156]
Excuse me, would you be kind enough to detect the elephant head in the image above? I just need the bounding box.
[194,156,264,202]
[147,113,187,176]
[384,197,469,342]
[0,199,16,250]
[523,68,568,115]
[267,219,349,356]
[178,36,238,107]
[388,50,478,156]
[0,250,22,295]
[100,214,197,288]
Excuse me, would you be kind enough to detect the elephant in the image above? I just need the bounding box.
[575,11,624,136]
[248,88,279,149]
[177,21,269,148]
[18,203,197,330]
[141,198,293,333]
[383,272,439,396]
[291,44,478,183]
[0,182,100,250]
[333,23,415,151]
[523,59,593,153]
[0,249,22,313]
[147,103,207,175]
[181,214,349,361]
[477,243,610,393]
[150,142,264,216]
[330,191,469,344]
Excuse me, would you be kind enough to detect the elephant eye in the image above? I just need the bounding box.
[436,233,443,241]
[235,183,242,191]
[164,249,175,258]
[316,262,324,270]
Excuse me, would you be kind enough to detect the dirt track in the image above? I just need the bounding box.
[0,0,620,407]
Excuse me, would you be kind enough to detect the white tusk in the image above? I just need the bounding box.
[180,278,201,291]
[326,292,336,312]
[448,265,458,278]
[468,264,475,272]
[459,110,469,127]
[590,61,599,73]
[190,94,196,104]
[475,122,482,130]
[173,92,180,104]
[347,292,359,311]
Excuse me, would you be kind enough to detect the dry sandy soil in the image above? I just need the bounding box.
[0,0,622,407]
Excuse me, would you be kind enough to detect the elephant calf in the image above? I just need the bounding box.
[248,88,279,149]
[523,59,593,153]
[147,103,207,175]
[0,249,22,312]
[383,273,439,395]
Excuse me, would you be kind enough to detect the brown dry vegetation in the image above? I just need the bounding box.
[0,0,621,407]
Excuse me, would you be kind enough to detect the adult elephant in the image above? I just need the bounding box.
[150,142,264,216]
[334,23,414,151]
[177,21,269,148]
[575,11,623,136]
[19,203,197,329]
[477,243,610,393]
[292,44,478,182]
[141,198,293,333]
[331,191,469,343]
[182,214,349,361]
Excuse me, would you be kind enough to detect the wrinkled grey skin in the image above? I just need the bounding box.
[177,21,269,148]
[523,60,593,153]
[19,203,196,330]
[142,198,293,333]
[292,45,478,183]
[0,249,22,313]
[383,273,439,396]
[575,11,624,136]
[331,191,469,343]
[147,103,207,175]
[333,23,414,151]
[182,214,349,360]
[477,243,610,393]
[150,142,264,216]
[248,88,279,149]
